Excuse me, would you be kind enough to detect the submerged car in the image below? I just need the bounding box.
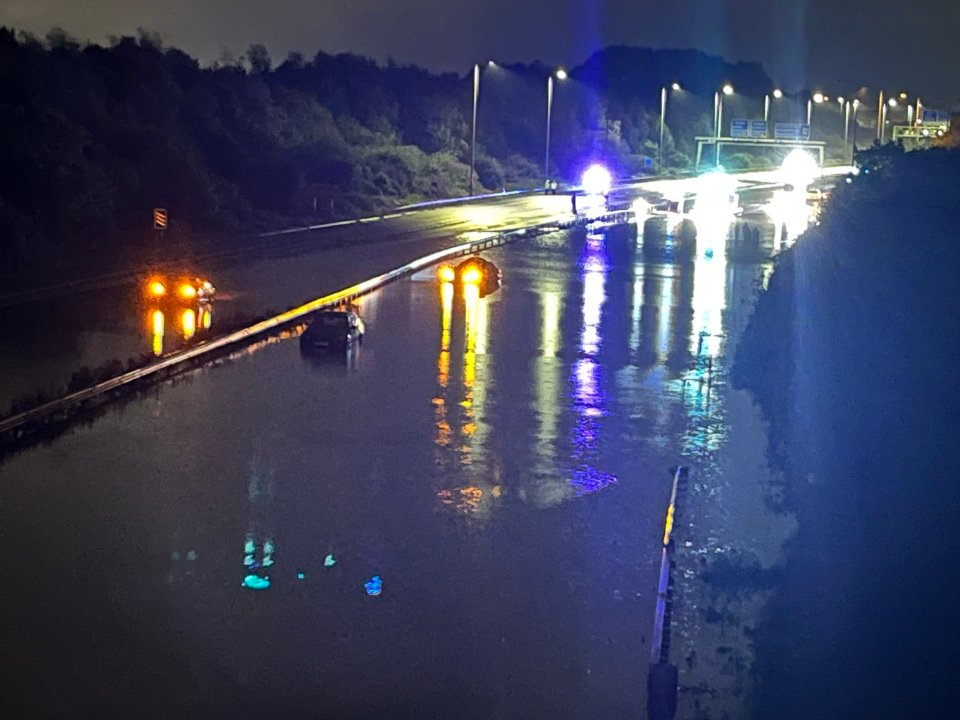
[300,310,365,351]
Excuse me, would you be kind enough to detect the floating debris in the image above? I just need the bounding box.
[324,554,336,568]
[364,575,382,596]
[243,575,270,590]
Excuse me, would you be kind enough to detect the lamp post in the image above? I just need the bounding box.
[470,63,480,195]
[715,83,733,165]
[881,97,897,143]
[545,68,566,185]
[659,82,680,172]
[843,99,851,147]
[765,88,783,124]
[807,91,824,136]
[876,90,885,142]
[468,60,496,194]
[851,99,860,161]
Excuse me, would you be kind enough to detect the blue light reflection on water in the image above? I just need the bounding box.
[569,233,618,494]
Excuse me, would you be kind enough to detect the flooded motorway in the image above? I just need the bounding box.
[0,219,774,718]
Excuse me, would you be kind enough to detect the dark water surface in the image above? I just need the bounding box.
[0,223,768,718]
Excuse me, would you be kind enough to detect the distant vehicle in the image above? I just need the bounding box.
[300,310,365,351]
[544,179,559,194]
[145,275,215,304]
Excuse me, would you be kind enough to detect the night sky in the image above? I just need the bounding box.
[2,0,957,105]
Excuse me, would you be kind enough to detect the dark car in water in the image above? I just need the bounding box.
[300,310,365,351]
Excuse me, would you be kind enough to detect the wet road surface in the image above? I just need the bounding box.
[0,213,775,718]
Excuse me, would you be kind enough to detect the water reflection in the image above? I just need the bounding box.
[433,281,454,453]
[146,303,215,357]
[570,233,617,494]
[434,280,499,519]
[150,309,165,357]
[242,445,277,591]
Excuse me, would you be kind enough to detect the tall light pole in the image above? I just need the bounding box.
[807,91,824,136]
[545,68,566,184]
[876,90,885,142]
[843,99,851,147]
[470,63,480,195]
[764,88,782,124]
[659,82,679,172]
[851,99,860,161]
[837,96,845,148]
[881,97,897,143]
[715,83,733,165]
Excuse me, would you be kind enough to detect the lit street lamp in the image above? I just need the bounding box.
[807,91,824,132]
[659,82,681,172]
[850,99,860,160]
[468,61,496,195]
[843,99,851,147]
[715,83,734,165]
[470,63,480,195]
[765,88,783,123]
[881,97,897,143]
[876,90,885,142]
[544,68,566,185]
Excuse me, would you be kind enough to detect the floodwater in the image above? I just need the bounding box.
[0,218,773,719]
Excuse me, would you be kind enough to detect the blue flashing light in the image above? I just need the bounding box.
[297,572,305,580]
[581,164,612,196]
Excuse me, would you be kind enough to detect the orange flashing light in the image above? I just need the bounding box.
[438,265,456,283]
[461,266,482,284]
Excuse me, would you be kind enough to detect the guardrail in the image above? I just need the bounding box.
[1,209,636,442]
[647,464,688,720]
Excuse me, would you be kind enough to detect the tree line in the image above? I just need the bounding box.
[0,28,772,281]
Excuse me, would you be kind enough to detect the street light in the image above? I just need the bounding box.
[806,91,825,131]
[851,99,860,160]
[715,84,734,165]
[659,82,680,172]
[876,90,885,142]
[470,63,480,195]
[765,88,783,123]
[880,97,897,143]
[545,68,566,184]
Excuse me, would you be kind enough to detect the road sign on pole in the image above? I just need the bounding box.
[153,208,168,231]
[730,119,749,138]
[774,123,811,141]
[749,120,768,138]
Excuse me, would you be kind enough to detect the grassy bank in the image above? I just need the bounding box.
[732,145,960,718]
